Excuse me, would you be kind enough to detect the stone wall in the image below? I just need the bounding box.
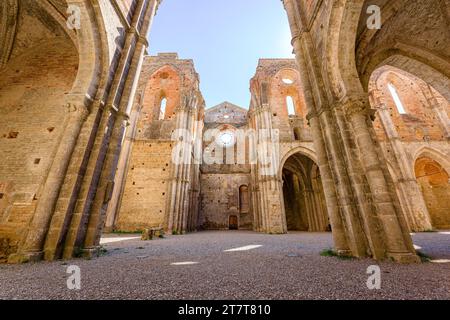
[115,141,172,231]
[200,102,253,230]
[199,174,252,230]
[111,53,204,234]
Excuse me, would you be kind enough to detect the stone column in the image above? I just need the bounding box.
[81,110,129,253]
[81,0,160,253]
[342,96,419,263]
[283,0,351,253]
[372,91,432,231]
[167,102,189,233]
[255,103,286,234]
[104,104,142,232]
[422,85,450,139]
[249,110,262,232]
[304,189,319,231]
[9,101,89,263]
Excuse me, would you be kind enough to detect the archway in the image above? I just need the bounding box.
[281,153,329,232]
[415,157,450,230]
[367,65,449,231]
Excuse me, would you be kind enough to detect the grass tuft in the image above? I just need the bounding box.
[112,230,142,235]
[416,250,431,262]
[320,248,354,260]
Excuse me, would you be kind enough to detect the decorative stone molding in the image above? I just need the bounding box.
[0,0,19,69]
[338,96,372,120]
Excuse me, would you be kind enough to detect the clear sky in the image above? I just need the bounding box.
[147,0,294,109]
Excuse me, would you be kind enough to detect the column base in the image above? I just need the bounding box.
[266,229,287,235]
[7,251,44,264]
[81,246,101,259]
[102,226,114,233]
[336,249,353,257]
[388,252,421,264]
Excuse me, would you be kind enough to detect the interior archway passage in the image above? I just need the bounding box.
[415,157,450,229]
[282,153,330,232]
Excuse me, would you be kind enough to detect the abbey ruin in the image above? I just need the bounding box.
[0,0,449,266]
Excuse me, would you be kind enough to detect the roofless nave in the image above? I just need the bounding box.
[0,0,449,264]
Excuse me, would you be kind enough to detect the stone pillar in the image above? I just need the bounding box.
[249,110,262,232]
[180,104,197,233]
[372,91,433,231]
[283,0,351,253]
[167,101,190,233]
[254,102,286,234]
[342,96,419,263]
[422,85,450,139]
[8,101,89,263]
[79,0,159,255]
[103,104,142,232]
[331,104,386,258]
[81,110,129,253]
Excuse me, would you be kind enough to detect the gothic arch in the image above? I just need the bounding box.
[37,0,104,106]
[278,146,318,180]
[281,151,329,232]
[141,65,182,120]
[325,0,366,100]
[414,152,450,229]
[269,67,306,117]
[413,147,450,179]
[362,51,450,102]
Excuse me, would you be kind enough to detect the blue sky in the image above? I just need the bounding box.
[147,0,294,109]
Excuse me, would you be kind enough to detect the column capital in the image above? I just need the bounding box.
[336,95,376,121]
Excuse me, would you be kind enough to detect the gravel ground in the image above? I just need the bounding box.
[0,231,449,300]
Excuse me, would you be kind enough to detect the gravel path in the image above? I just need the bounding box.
[0,231,449,300]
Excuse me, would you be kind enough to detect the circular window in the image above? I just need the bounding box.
[217,131,235,147]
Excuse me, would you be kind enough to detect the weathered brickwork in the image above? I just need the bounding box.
[0,40,77,260]
[115,141,173,231]
[199,174,252,230]
[109,53,205,234]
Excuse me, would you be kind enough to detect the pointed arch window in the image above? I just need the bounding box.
[286,96,295,116]
[387,83,407,114]
[159,97,167,120]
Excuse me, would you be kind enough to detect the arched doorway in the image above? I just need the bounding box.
[415,157,450,229]
[281,153,329,232]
